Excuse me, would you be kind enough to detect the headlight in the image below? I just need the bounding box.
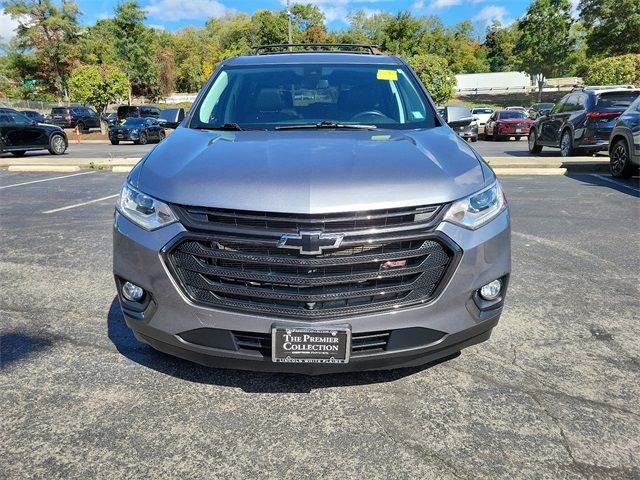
[443,181,507,230]
[117,183,177,230]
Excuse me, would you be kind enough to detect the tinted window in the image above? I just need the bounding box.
[118,106,139,116]
[498,111,527,119]
[192,64,436,130]
[0,111,32,124]
[472,108,493,114]
[122,118,145,126]
[52,108,67,114]
[597,92,640,108]
[561,95,581,112]
[549,98,565,115]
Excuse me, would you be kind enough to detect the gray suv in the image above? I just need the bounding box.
[113,45,511,374]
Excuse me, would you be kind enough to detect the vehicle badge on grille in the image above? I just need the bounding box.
[277,230,344,255]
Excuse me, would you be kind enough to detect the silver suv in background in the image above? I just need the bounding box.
[113,44,510,374]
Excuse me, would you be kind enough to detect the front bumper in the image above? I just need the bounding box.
[109,131,140,141]
[113,209,511,374]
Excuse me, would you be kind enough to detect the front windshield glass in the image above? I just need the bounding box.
[500,111,527,119]
[190,63,437,130]
[122,118,145,126]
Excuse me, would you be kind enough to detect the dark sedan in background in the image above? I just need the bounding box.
[0,108,68,156]
[109,117,165,145]
[528,87,640,156]
[19,110,46,123]
[485,110,533,141]
[608,95,640,178]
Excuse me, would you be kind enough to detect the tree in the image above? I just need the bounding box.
[156,49,176,98]
[250,10,288,46]
[68,64,129,133]
[408,54,456,104]
[381,11,423,55]
[77,19,119,66]
[112,1,157,100]
[579,0,640,56]
[484,21,520,72]
[583,54,640,86]
[3,0,81,100]
[444,21,489,74]
[514,0,573,100]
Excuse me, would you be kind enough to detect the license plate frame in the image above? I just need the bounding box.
[271,325,351,364]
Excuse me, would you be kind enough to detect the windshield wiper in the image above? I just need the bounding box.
[194,123,245,131]
[275,121,377,130]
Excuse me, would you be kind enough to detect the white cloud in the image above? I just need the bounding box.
[0,9,20,43]
[473,6,512,27]
[146,0,233,22]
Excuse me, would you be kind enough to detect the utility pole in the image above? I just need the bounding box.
[287,0,292,49]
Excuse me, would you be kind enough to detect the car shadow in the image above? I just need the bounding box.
[566,172,640,198]
[106,297,456,393]
[0,332,53,369]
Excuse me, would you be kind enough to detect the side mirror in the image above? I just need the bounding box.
[539,109,550,117]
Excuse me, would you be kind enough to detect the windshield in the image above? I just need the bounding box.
[122,118,145,126]
[499,111,527,119]
[190,63,436,130]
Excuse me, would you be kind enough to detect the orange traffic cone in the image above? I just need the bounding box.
[75,125,81,143]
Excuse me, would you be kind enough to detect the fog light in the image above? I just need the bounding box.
[480,279,502,300]
[122,281,144,302]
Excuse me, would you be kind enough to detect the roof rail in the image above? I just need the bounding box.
[253,44,382,55]
[571,84,635,92]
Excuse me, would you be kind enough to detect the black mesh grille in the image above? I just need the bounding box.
[165,205,457,319]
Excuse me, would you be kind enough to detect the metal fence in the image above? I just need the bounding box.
[456,84,576,96]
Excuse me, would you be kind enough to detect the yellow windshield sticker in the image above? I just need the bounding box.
[377,69,398,81]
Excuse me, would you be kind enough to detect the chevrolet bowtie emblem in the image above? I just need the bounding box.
[277,231,344,255]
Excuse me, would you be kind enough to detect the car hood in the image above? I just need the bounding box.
[135,127,487,214]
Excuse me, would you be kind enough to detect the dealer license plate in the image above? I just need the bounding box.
[515,128,522,133]
[272,326,351,364]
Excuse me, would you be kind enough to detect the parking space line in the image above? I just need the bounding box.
[0,171,95,190]
[42,194,119,214]
[590,174,640,194]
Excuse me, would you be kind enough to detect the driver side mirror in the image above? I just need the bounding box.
[539,109,551,117]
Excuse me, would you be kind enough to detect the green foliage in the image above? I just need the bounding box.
[579,0,640,56]
[515,0,573,97]
[112,1,158,97]
[3,0,80,98]
[68,64,129,113]
[583,54,640,86]
[407,54,456,104]
[484,21,520,72]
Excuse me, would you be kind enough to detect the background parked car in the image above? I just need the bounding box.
[157,108,185,129]
[471,106,494,135]
[608,95,640,178]
[0,108,68,156]
[116,105,161,124]
[49,106,100,131]
[19,110,46,123]
[485,110,533,141]
[506,106,527,113]
[441,105,478,142]
[102,112,118,127]
[109,117,165,145]
[527,103,555,120]
[528,87,640,156]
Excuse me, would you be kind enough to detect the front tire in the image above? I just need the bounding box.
[492,129,499,141]
[528,130,542,153]
[610,138,634,179]
[137,132,147,145]
[110,140,119,145]
[48,134,67,155]
[560,130,574,157]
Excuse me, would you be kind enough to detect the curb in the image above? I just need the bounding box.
[112,166,133,173]
[494,168,568,176]
[7,165,81,173]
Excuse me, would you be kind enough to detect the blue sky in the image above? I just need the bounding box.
[1,0,539,43]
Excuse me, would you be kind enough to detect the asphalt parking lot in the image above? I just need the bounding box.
[1,170,639,479]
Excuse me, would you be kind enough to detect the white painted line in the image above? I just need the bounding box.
[8,165,81,173]
[590,174,640,194]
[42,194,118,214]
[0,171,94,190]
[494,168,567,176]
